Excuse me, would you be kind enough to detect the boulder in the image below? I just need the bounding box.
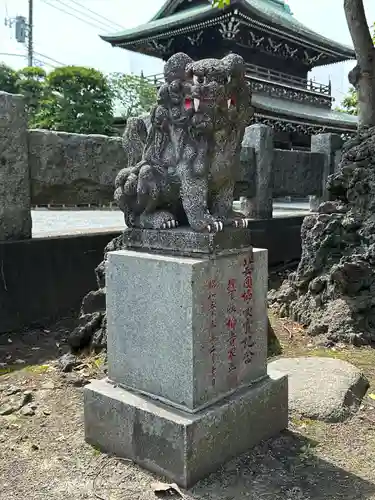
[268,356,369,422]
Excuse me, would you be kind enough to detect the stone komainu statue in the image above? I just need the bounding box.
[115,52,254,232]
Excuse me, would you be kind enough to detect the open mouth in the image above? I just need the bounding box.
[184,97,236,111]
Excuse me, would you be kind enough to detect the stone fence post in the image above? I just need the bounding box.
[0,92,31,240]
[309,133,343,212]
[240,124,273,219]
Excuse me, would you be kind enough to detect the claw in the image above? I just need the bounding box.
[170,220,176,228]
[167,221,172,229]
[242,219,249,228]
[219,221,223,231]
[207,224,212,233]
[175,221,179,227]
[162,223,167,229]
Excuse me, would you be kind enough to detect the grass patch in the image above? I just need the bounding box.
[23,364,51,374]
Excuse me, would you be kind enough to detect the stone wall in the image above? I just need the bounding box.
[0,91,344,242]
[0,92,32,240]
[29,130,124,205]
[273,150,324,198]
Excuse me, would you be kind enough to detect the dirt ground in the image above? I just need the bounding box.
[2,268,375,500]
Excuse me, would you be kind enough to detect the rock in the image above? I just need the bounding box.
[65,373,88,387]
[20,405,35,417]
[68,235,125,352]
[0,405,16,416]
[69,312,104,352]
[5,386,21,396]
[58,353,79,373]
[269,128,375,344]
[268,357,369,422]
[81,289,106,315]
[18,391,33,410]
[41,381,55,390]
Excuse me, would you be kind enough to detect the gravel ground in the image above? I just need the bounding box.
[2,315,375,500]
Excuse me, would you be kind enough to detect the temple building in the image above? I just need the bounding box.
[102,0,358,149]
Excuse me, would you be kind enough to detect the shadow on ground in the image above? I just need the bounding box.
[0,317,76,373]
[88,430,375,500]
[192,431,375,500]
[190,430,375,499]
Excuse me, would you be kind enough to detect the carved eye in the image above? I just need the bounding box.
[193,75,205,85]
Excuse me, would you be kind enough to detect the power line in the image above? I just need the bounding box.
[62,0,125,30]
[34,50,65,66]
[53,0,121,31]
[40,0,121,32]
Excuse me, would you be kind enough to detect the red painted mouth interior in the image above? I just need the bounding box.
[184,98,192,110]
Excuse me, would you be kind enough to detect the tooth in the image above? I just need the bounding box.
[194,98,200,111]
[227,99,231,109]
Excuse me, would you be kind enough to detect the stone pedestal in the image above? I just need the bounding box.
[84,228,288,488]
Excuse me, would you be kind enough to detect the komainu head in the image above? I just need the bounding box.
[156,52,253,134]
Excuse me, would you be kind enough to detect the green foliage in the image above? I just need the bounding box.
[211,0,231,7]
[33,66,114,135]
[17,67,47,123]
[108,73,157,119]
[335,86,358,115]
[0,63,19,93]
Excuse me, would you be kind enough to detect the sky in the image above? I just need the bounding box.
[1,0,375,108]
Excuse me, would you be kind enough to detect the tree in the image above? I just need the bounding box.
[108,73,157,119]
[339,1,374,127]
[33,66,114,135]
[17,66,47,124]
[335,23,374,116]
[0,63,19,93]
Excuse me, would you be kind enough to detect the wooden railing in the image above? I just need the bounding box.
[245,63,331,96]
[145,63,331,96]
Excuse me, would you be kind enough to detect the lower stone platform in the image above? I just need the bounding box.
[84,371,288,488]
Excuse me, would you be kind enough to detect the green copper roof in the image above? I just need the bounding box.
[263,0,292,15]
[103,5,213,41]
[101,0,355,62]
[252,94,357,128]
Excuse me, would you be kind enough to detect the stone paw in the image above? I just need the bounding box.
[207,221,224,233]
[161,219,179,229]
[234,218,250,229]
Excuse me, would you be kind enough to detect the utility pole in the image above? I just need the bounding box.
[28,0,33,67]
[4,0,33,67]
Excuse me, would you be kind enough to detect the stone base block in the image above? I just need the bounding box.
[84,371,288,488]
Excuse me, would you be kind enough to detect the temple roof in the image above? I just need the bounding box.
[101,0,355,66]
[252,94,357,131]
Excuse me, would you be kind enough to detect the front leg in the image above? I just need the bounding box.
[211,180,250,228]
